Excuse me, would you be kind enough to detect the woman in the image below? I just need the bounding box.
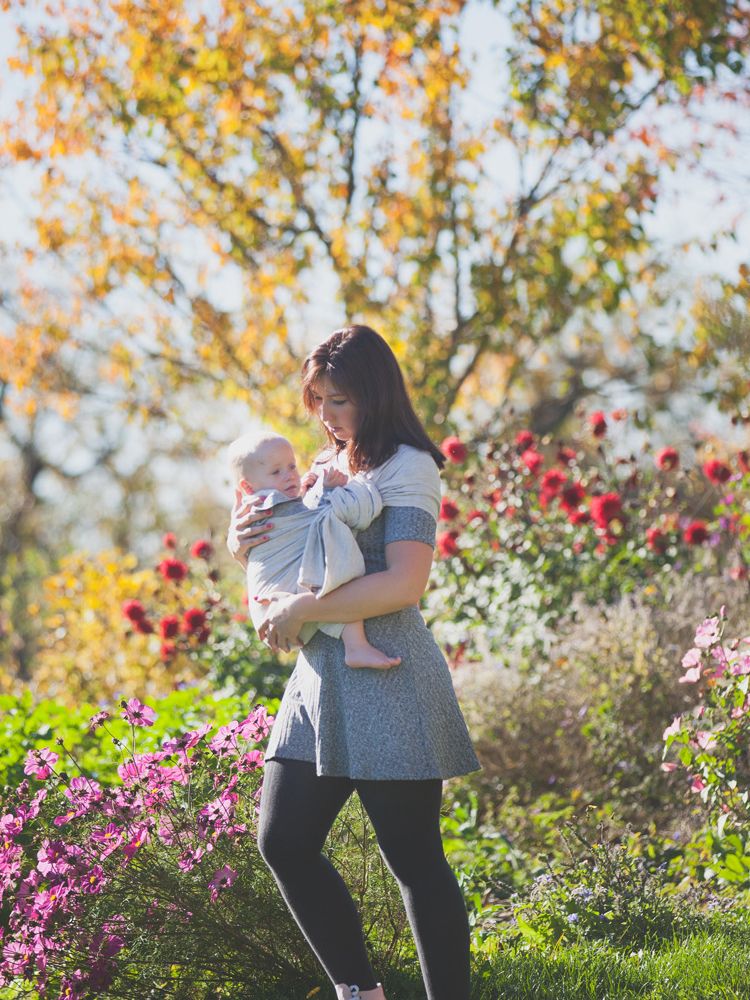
[227,325,481,1000]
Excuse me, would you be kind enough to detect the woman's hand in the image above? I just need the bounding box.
[227,480,274,569]
[254,591,313,653]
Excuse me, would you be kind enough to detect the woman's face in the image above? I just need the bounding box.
[311,376,359,443]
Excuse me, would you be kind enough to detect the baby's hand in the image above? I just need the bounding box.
[323,468,348,489]
[300,472,319,496]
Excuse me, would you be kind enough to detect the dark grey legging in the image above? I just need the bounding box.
[256,757,471,999]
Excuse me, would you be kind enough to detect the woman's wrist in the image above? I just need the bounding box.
[294,592,319,624]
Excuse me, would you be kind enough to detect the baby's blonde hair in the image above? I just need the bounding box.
[227,430,291,486]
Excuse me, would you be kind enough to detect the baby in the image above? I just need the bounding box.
[228,430,400,670]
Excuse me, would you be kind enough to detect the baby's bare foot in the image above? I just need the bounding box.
[344,644,401,670]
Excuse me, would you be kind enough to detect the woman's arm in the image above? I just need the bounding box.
[256,539,434,652]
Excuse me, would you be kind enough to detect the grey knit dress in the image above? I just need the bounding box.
[264,446,482,781]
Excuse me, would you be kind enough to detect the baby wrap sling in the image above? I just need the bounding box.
[246,443,442,645]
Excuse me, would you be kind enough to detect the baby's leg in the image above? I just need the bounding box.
[342,622,401,670]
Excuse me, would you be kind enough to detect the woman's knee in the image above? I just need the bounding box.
[377,832,448,886]
[257,819,303,872]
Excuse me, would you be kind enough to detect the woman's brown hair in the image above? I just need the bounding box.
[301,325,445,474]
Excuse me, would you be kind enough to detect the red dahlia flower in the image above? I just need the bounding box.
[132,617,155,635]
[515,429,534,450]
[160,641,177,662]
[655,447,679,471]
[739,450,750,475]
[560,482,586,512]
[589,411,607,437]
[122,599,146,623]
[683,520,708,545]
[439,498,460,521]
[162,532,177,549]
[159,615,181,639]
[568,509,591,525]
[540,468,567,497]
[437,530,460,557]
[556,445,577,465]
[191,539,214,560]
[589,492,623,529]
[440,436,468,463]
[646,527,668,553]
[703,459,731,485]
[521,448,544,475]
[183,608,207,634]
[157,558,188,582]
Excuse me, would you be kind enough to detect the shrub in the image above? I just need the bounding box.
[0,698,410,997]
[663,603,750,885]
[508,822,705,949]
[454,573,750,835]
[427,419,749,663]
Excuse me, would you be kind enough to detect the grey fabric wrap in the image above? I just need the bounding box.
[245,444,442,646]
[245,478,383,645]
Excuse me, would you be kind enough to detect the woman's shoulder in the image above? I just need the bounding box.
[379,443,440,477]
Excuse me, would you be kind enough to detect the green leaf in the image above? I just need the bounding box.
[514,912,545,945]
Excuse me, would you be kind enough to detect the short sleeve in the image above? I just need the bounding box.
[383,506,437,547]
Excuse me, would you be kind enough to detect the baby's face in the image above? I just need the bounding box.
[249,440,301,499]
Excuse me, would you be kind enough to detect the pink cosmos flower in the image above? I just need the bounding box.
[681,647,702,669]
[90,823,122,854]
[208,864,237,902]
[695,731,717,751]
[23,748,59,781]
[87,710,110,733]
[80,864,106,894]
[238,707,273,743]
[694,616,721,649]
[161,722,212,754]
[679,664,703,684]
[663,716,682,740]
[122,825,150,863]
[178,846,206,872]
[238,750,265,772]
[731,654,750,676]
[660,762,678,772]
[689,775,707,793]
[121,698,157,727]
[209,722,241,756]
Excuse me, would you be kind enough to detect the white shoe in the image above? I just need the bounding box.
[333,984,386,1000]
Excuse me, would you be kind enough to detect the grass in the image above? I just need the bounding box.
[374,909,750,1000]
[2,911,749,999]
